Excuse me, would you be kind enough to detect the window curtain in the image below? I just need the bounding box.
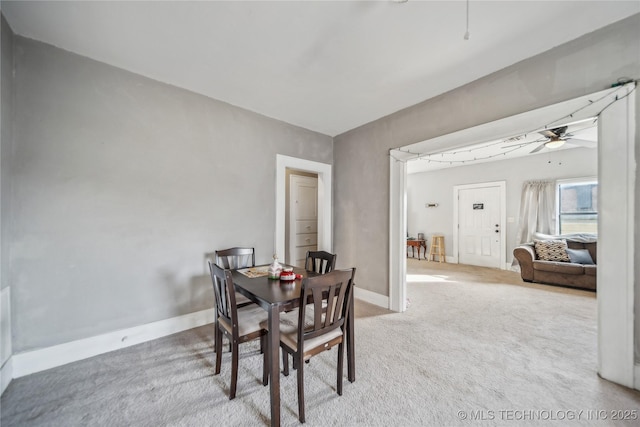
[514,180,555,263]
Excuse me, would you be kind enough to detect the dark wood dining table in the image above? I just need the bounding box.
[230,265,355,427]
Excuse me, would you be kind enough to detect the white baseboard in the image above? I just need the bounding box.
[12,308,215,378]
[354,286,389,309]
[1,286,12,395]
[1,356,12,395]
[1,287,12,367]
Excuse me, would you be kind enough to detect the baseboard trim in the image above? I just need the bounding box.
[355,286,389,309]
[12,308,215,378]
[1,357,12,395]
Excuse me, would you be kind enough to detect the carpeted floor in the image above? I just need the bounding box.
[2,260,639,426]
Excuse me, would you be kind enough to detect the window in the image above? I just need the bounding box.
[557,179,598,234]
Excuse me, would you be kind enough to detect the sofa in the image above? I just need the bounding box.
[513,232,597,291]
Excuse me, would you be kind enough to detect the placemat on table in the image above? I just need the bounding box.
[238,266,270,278]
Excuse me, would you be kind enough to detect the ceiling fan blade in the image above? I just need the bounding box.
[529,143,546,154]
[538,130,557,138]
[566,138,597,148]
[565,123,598,137]
[538,125,568,139]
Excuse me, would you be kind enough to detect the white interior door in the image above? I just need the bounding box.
[456,182,505,269]
[288,175,318,267]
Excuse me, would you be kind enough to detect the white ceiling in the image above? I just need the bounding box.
[397,83,631,174]
[2,1,639,137]
[404,117,598,173]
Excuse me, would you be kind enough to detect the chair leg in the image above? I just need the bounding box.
[214,326,223,375]
[297,354,305,423]
[262,335,269,386]
[213,319,218,353]
[337,342,344,396]
[229,340,239,400]
[282,350,289,376]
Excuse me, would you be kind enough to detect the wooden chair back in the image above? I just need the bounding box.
[305,250,337,274]
[298,268,355,348]
[208,261,239,340]
[216,247,255,270]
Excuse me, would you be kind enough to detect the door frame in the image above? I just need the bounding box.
[389,85,636,389]
[453,181,507,269]
[276,155,332,262]
[389,157,407,313]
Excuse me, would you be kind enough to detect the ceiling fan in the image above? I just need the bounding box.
[503,124,597,154]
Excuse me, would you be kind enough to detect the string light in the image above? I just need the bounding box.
[389,81,637,164]
[417,145,524,164]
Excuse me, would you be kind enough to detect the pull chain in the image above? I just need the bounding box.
[464,0,470,40]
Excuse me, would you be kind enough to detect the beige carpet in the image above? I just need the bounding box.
[2,259,639,426]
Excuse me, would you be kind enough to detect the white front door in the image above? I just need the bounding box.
[288,175,318,267]
[456,182,505,269]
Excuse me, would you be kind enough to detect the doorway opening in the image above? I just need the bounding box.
[389,84,636,388]
[286,170,318,266]
[275,155,332,264]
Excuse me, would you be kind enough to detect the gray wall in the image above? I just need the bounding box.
[6,36,332,352]
[334,13,640,297]
[1,14,13,292]
[407,148,597,264]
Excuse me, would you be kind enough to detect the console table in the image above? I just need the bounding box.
[407,239,427,260]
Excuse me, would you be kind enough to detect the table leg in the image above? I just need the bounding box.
[268,306,281,427]
[347,286,355,383]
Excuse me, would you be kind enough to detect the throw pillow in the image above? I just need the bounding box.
[566,248,595,265]
[534,239,570,262]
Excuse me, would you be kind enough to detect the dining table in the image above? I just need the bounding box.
[230,265,355,427]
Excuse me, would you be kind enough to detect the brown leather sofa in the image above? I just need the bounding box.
[513,233,597,291]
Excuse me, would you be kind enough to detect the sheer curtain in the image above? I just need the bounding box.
[515,180,556,246]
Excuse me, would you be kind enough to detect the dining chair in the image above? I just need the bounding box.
[214,247,260,353]
[216,247,256,308]
[304,250,337,274]
[278,268,356,423]
[208,261,268,399]
[216,247,255,269]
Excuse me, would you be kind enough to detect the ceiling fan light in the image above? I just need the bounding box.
[545,139,565,149]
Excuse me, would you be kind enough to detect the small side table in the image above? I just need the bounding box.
[407,239,427,260]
